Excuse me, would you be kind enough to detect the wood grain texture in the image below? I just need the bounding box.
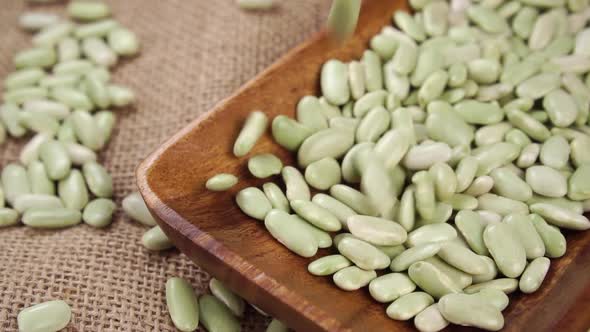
[136,1,590,331]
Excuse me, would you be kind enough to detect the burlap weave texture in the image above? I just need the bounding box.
[0,1,330,330]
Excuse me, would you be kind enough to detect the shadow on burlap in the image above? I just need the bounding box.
[0,1,330,330]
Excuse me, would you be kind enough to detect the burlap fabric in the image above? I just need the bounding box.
[0,1,330,330]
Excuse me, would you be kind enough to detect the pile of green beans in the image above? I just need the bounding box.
[1,1,139,235]
[217,0,590,330]
[3,2,143,331]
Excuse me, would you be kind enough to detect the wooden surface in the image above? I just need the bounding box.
[136,1,590,331]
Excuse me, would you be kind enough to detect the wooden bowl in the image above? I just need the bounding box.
[136,1,590,330]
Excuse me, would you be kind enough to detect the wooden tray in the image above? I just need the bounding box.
[136,1,590,330]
